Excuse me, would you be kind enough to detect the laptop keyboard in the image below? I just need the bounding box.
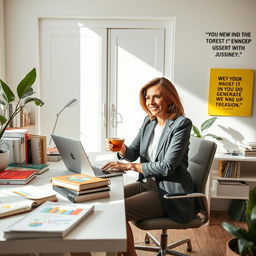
[92,166,111,176]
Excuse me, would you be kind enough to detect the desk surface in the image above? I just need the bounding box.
[0,158,127,254]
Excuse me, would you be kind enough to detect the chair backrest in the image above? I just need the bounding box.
[188,136,217,194]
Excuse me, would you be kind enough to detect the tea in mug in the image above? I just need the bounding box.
[108,138,125,152]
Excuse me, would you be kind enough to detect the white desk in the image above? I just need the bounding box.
[0,159,127,255]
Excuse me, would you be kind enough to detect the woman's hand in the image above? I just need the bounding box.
[105,139,126,156]
[101,161,129,171]
[105,139,114,151]
[101,161,143,173]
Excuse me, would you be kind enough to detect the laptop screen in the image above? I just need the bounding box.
[51,134,95,175]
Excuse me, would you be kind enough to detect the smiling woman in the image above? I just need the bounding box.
[101,77,198,256]
[144,85,169,125]
[140,77,185,122]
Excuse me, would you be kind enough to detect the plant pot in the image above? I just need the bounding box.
[0,150,9,171]
[226,238,239,256]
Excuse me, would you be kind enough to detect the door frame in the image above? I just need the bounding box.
[37,18,175,150]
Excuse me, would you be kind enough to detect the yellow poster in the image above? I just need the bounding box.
[208,68,254,116]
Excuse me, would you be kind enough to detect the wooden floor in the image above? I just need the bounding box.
[130,211,246,256]
[77,212,246,256]
[90,211,246,256]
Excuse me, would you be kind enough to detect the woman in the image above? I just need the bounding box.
[102,77,199,256]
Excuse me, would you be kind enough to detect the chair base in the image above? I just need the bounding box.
[135,230,192,256]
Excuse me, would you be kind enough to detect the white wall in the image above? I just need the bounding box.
[3,0,256,152]
[0,0,6,80]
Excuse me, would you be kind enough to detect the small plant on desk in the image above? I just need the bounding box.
[0,68,44,149]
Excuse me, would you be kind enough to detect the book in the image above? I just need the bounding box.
[8,103,14,128]
[28,134,47,164]
[12,185,58,205]
[51,173,111,191]
[239,143,256,156]
[243,151,256,156]
[53,185,110,203]
[0,191,34,218]
[47,154,62,162]
[64,185,111,195]
[0,138,15,163]
[218,160,227,177]
[0,170,36,184]
[7,163,49,175]
[4,128,28,163]
[47,147,60,155]
[2,137,24,163]
[4,201,94,239]
[27,138,32,163]
[47,147,61,162]
[13,137,24,163]
[0,186,57,218]
[219,160,241,178]
[4,128,28,135]
[223,161,232,177]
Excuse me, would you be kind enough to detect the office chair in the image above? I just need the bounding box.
[133,136,217,256]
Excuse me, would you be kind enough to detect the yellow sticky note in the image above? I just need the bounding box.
[208,68,254,116]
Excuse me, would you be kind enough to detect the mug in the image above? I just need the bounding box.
[108,138,125,152]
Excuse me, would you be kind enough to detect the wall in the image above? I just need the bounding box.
[0,0,6,80]
[3,0,256,152]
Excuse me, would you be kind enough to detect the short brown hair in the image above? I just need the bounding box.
[139,77,184,120]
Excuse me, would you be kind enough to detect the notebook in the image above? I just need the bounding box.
[51,134,124,178]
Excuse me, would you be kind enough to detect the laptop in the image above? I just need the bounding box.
[51,134,124,178]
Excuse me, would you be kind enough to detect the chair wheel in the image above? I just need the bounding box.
[145,233,150,244]
[187,248,192,252]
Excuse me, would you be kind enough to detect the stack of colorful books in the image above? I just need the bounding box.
[0,169,37,185]
[7,163,49,175]
[2,129,47,164]
[47,147,62,162]
[1,163,49,185]
[51,173,111,203]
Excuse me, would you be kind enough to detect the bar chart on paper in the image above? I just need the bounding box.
[4,202,94,239]
[40,205,84,215]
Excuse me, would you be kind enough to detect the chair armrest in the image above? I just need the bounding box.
[163,192,209,224]
[163,192,205,200]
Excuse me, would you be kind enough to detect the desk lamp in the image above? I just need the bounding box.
[48,98,78,146]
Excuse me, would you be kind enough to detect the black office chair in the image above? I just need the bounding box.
[133,136,217,256]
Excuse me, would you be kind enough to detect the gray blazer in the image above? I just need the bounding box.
[121,115,199,223]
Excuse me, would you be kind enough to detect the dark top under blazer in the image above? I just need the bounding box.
[120,115,199,223]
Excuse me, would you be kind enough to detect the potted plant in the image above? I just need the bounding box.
[222,187,256,256]
[0,68,44,170]
[191,117,223,141]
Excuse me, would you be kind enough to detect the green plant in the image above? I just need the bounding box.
[0,68,44,151]
[191,117,222,141]
[222,187,256,256]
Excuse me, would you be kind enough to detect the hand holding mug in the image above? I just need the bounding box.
[105,139,114,151]
[106,137,125,152]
